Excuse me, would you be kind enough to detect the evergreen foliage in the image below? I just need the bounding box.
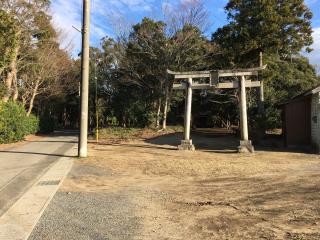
[213,0,314,66]
[0,10,18,76]
[0,101,38,143]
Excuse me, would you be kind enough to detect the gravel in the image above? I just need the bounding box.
[28,191,141,240]
[69,164,113,177]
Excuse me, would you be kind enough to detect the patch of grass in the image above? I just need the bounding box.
[166,125,184,132]
[97,126,184,141]
[99,127,143,140]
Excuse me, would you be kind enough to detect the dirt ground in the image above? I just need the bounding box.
[44,133,320,239]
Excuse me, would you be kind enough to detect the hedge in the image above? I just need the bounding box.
[0,101,39,143]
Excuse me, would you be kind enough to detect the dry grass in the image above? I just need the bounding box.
[62,133,320,240]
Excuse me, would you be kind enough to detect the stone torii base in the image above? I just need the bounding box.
[178,140,195,151]
[238,140,254,153]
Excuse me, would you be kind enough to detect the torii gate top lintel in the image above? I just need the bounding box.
[167,65,267,79]
[167,65,267,90]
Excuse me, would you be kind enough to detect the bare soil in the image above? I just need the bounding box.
[61,133,320,240]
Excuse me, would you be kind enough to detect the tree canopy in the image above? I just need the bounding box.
[212,0,314,66]
[0,0,319,137]
[0,10,18,76]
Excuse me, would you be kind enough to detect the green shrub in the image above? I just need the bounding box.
[138,111,155,128]
[25,114,39,135]
[39,113,55,134]
[0,101,39,143]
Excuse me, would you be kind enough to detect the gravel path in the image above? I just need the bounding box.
[29,191,141,240]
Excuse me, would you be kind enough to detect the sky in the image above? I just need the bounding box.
[50,0,320,70]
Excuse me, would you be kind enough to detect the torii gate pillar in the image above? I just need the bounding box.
[238,76,254,153]
[178,78,195,151]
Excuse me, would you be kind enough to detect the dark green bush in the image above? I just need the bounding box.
[39,113,55,134]
[0,101,39,143]
[137,110,155,128]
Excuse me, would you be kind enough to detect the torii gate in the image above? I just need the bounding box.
[167,65,267,153]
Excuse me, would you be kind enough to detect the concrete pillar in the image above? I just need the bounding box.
[240,76,249,141]
[238,76,254,153]
[179,78,195,151]
[258,51,265,114]
[184,78,192,141]
[78,0,90,158]
[258,80,265,114]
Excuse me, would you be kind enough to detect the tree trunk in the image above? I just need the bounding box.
[12,69,19,101]
[156,98,162,128]
[22,95,27,107]
[27,81,39,116]
[2,46,19,102]
[2,63,15,102]
[162,85,170,130]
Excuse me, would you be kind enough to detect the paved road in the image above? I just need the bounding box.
[0,131,78,216]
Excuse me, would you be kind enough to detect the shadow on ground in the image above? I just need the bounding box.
[145,132,239,153]
[144,131,316,154]
[0,151,77,158]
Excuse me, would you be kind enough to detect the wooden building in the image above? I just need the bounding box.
[281,86,320,152]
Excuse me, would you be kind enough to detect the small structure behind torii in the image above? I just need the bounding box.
[167,64,267,153]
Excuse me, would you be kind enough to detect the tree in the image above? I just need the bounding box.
[114,18,167,127]
[161,24,216,129]
[0,10,19,101]
[19,42,72,116]
[0,0,55,102]
[212,0,314,66]
[0,10,18,76]
[164,0,210,35]
[0,1,78,134]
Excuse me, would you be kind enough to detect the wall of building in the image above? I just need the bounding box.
[284,97,311,146]
[311,92,320,152]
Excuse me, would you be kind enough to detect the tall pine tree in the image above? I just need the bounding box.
[212,0,313,66]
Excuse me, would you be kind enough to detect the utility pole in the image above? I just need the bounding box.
[78,0,90,158]
[95,59,99,143]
